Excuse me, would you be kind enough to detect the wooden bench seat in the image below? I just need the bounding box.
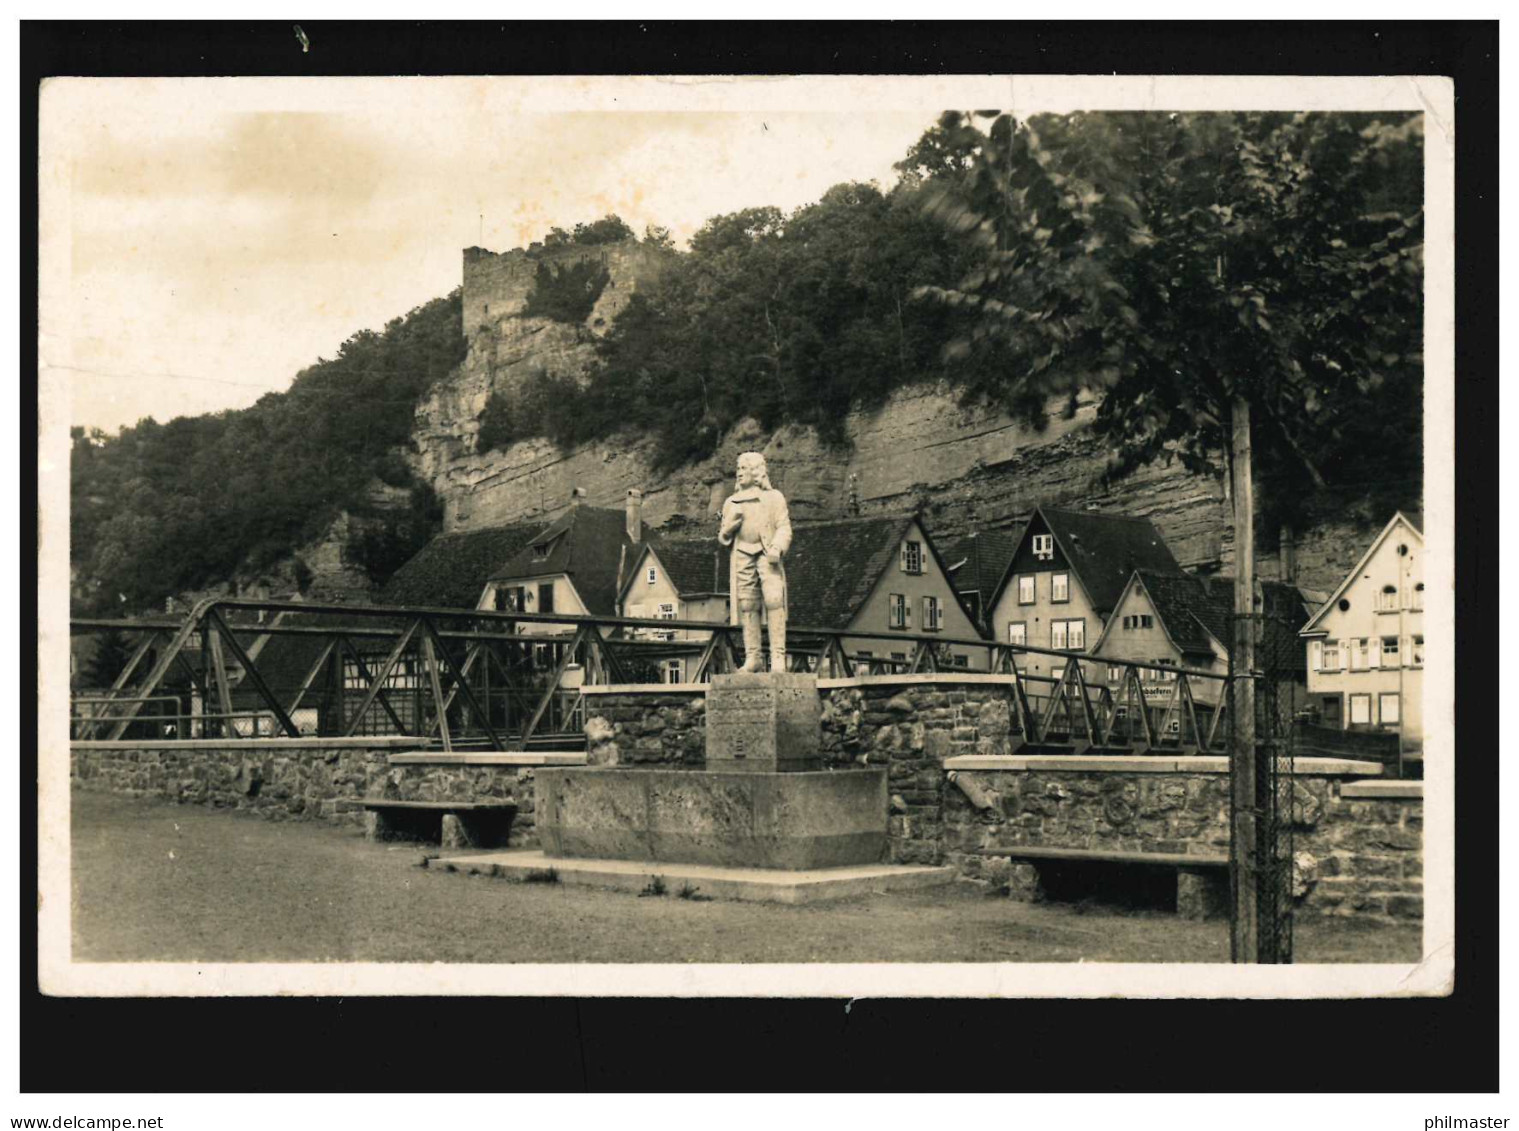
[1006,846,1229,920]
[361,799,518,849]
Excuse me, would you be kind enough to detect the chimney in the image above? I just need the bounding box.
[569,486,587,512]
[1278,524,1297,583]
[846,474,860,517]
[625,488,643,542]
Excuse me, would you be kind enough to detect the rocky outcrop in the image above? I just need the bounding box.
[411,238,1397,596]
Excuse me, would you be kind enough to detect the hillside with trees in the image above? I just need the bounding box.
[70,292,465,614]
[70,111,1423,615]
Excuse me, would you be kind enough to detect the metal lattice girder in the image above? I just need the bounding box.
[103,597,222,740]
[207,609,301,738]
[519,625,589,748]
[340,622,418,737]
[286,639,336,718]
[420,618,506,751]
[419,629,452,752]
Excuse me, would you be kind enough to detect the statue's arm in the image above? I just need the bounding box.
[717,497,741,545]
[770,494,793,557]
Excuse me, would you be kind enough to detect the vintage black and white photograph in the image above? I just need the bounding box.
[37,71,1454,999]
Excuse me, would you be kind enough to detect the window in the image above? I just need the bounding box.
[538,583,555,614]
[1379,693,1400,726]
[662,659,683,685]
[1051,572,1070,603]
[1349,638,1370,671]
[1050,665,1065,685]
[1033,533,1055,561]
[531,542,551,562]
[900,541,923,575]
[1349,694,1372,725]
[1153,660,1178,682]
[1412,635,1424,667]
[1381,636,1399,666]
[496,585,526,613]
[1308,641,1322,672]
[1377,585,1399,612]
[1017,576,1035,605]
[1321,640,1340,671]
[1109,665,1125,683]
[952,654,969,668]
[922,595,943,631]
[657,603,676,620]
[890,652,907,668]
[646,566,658,586]
[1051,618,1086,651]
[889,593,910,629]
[1413,583,1425,610]
[1140,614,1153,629]
[1007,622,1027,647]
[959,591,982,622]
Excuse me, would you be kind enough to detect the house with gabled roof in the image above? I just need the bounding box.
[986,505,1183,681]
[614,514,984,674]
[480,489,649,633]
[616,537,732,683]
[1091,569,1311,706]
[786,514,985,671]
[942,528,1021,634]
[1299,511,1424,744]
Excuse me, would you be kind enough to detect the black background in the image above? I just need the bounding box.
[21,20,1498,1094]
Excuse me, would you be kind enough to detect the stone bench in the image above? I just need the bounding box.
[1006,846,1230,920]
[360,800,518,850]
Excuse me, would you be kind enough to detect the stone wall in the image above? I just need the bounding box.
[938,762,1422,923]
[581,688,708,768]
[70,740,550,848]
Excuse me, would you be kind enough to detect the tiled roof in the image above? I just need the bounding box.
[490,506,644,617]
[943,528,1022,617]
[1135,570,1310,670]
[379,522,545,609]
[645,538,728,597]
[1002,506,1183,616]
[785,514,919,632]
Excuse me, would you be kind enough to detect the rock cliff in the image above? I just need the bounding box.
[411,241,1399,598]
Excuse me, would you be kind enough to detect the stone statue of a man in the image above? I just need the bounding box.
[717,451,792,672]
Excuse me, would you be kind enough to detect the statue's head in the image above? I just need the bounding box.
[736,451,772,490]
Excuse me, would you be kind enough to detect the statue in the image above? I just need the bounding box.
[717,451,792,672]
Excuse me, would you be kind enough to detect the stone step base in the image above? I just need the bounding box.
[430,849,955,905]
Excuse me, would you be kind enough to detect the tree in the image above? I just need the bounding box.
[83,627,134,690]
[910,109,1423,963]
[910,111,1423,527]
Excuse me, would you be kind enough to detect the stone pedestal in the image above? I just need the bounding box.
[706,671,821,772]
[536,767,888,869]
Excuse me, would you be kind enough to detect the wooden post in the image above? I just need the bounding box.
[1230,396,1259,964]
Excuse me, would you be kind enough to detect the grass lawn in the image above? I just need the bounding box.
[70,792,1421,965]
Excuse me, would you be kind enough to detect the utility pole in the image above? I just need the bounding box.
[1230,395,1259,964]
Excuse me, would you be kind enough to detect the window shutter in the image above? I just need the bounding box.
[1309,641,1322,672]
[900,543,908,572]
[1369,637,1382,668]
[904,598,912,625]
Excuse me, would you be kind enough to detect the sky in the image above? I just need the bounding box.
[41,77,951,434]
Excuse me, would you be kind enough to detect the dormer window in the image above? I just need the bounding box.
[1033,534,1054,561]
[900,541,923,575]
[532,542,551,563]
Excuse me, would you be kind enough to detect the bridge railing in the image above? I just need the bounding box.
[69,597,1237,754]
